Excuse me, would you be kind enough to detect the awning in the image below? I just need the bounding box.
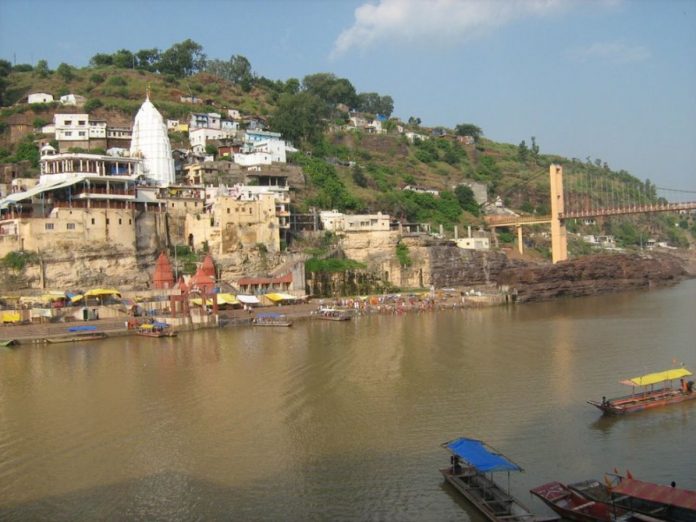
[620,368,692,387]
[84,288,121,298]
[442,437,522,473]
[237,295,260,305]
[612,478,696,511]
[216,293,239,305]
[264,292,297,302]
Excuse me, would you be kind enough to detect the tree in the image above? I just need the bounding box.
[35,59,50,78]
[455,123,483,142]
[408,116,421,126]
[517,140,528,162]
[351,164,368,187]
[530,136,540,161]
[89,53,113,67]
[56,62,74,82]
[112,49,135,69]
[204,54,254,90]
[284,78,300,95]
[269,92,329,144]
[135,48,160,71]
[357,92,394,117]
[302,73,358,108]
[455,185,480,215]
[158,39,206,77]
[0,59,10,105]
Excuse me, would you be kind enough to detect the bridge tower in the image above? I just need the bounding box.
[549,164,568,263]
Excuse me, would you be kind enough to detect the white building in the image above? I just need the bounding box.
[28,93,54,104]
[189,128,228,154]
[320,210,390,232]
[235,130,286,166]
[130,96,175,186]
[227,109,241,120]
[88,119,107,139]
[455,237,490,250]
[54,113,90,143]
[59,94,87,106]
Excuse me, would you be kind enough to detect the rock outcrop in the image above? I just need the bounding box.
[497,252,686,302]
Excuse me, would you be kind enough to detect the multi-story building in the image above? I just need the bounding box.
[319,211,390,232]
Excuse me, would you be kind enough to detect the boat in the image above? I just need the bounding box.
[45,332,107,343]
[136,322,177,338]
[531,481,626,521]
[0,339,18,347]
[572,475,696,522]
[587,367,696,415]
[440,437,559,522]
[315,307,352,321]
[252,313,292,327]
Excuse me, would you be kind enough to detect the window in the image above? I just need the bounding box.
[65,131,72,136]
[118,218,122,225]
[64,120,70,125]
[78,131,86,137]
[91,218,95,225]
[106,219,110,225]
[45,223,54,230]
[67,223,76,230]
[129,219,132,225]
[78,120,86,126]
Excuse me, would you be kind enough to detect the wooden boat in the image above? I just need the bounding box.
[252,313,292,327]
[587,367,696,415]
[440,437,559,522]
[531,481,626,521]
[315,307,351,321]
[45,332,107,343]
[572,475,696,522]
[136,323,177,338]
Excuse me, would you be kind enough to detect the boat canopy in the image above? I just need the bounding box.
[620,368,692,387]
[612,478,696,511]
[237,295,260,305]
[443,437,522,473]
[257,312,283,319]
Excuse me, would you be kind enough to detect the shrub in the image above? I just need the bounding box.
[107,76,127,86]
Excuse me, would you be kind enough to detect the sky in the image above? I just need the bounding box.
[1,0,695,190]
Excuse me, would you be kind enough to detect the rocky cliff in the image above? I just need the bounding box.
[496,252,686,302]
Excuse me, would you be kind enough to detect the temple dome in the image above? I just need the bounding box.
[130,96,175,186]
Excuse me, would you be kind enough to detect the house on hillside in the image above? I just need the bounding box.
[28,93,54,104]
[59,94,87,106]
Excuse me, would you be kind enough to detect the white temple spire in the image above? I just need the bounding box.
[130,96,175,186]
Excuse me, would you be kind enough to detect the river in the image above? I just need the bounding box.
[1,280,695,521]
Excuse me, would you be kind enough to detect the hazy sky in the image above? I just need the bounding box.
[1,0,695,189]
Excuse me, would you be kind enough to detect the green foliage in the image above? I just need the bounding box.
[35,59,50,78]
[497,230,514,243]
[305,257,366,273]
[204,54,254,89]
[32,117,48,129]
[269,92,328,144]
[12,64,33,72]
[396,241,412,267]
[205,144,218,156]
[11,136,39,167]
[454,185,480,216]
[56,62,75,82]
[107,75,127,86]
[518,140,529,162]
[84,98,103,113]
[357,92,394,117]
[302,73,358,108]
[454,123,483,141]
[2,250,38,271]
[89,72,105,84]
[294,154,360,211]
[377,189,461,225]
[158,39,206,77]
[351,164,368,187]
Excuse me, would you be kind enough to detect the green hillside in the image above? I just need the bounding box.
[1,47,693,256]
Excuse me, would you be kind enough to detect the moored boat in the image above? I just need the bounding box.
[531,481,625,521]
[587,367,695,415]
[572,475,696,522]
[252,313,292,327]
[45,332,107,343]
[315,307,351,321]
[0,339,18,347]
[136,322,177,338]
[440,437,559,522]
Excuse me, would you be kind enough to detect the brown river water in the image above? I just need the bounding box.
[1,280,695,521]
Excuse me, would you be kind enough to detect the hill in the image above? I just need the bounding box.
[1,58,693,257]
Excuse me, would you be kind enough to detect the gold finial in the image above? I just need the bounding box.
[146,83,151,100]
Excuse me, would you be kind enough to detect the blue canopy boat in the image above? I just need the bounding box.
[440,437,559,522]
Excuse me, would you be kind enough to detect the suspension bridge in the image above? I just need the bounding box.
[486,165,696,263]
